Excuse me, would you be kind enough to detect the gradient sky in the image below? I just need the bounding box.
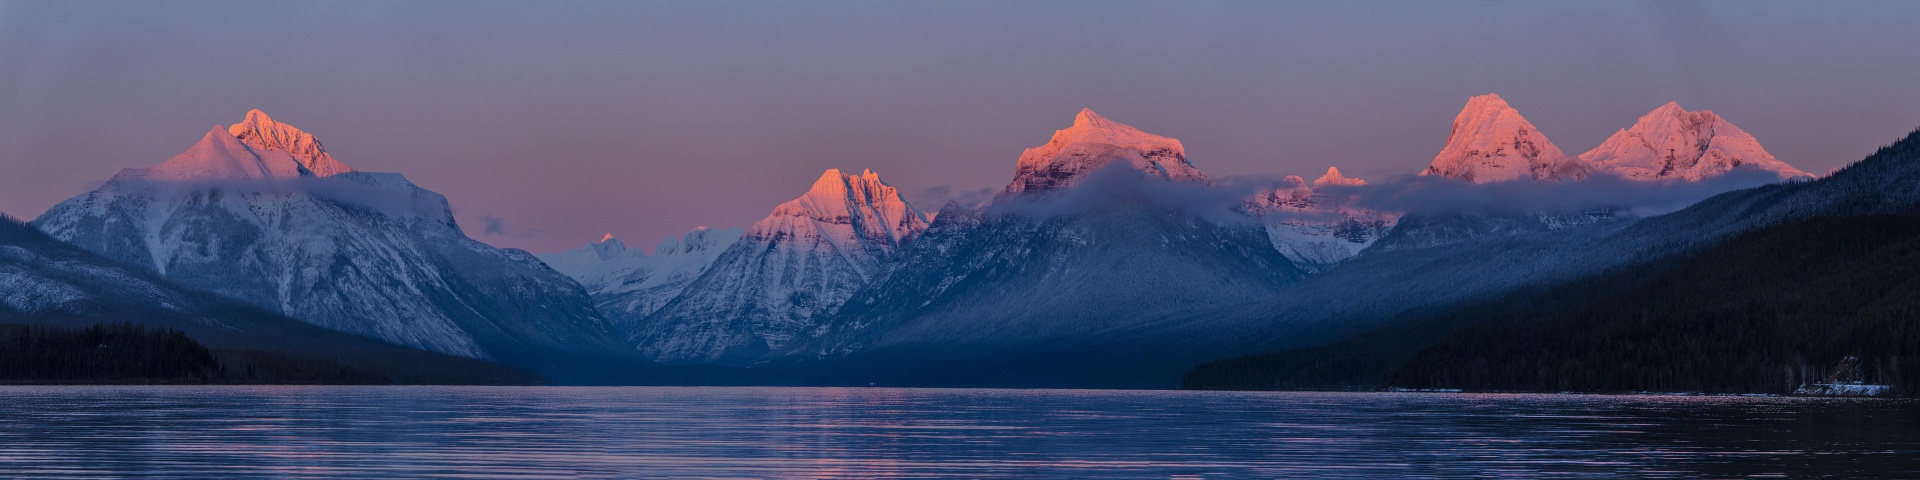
[3,1,1917,253]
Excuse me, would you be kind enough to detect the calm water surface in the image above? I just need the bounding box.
[0,386,1915,478]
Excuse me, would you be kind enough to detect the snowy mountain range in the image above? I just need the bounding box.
[1420,94,1808,184]
[525,100,1810,378]
[792,110,1304,383]
[6,98,1833,387]
[30,110,632,380]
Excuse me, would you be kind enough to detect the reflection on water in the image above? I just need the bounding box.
[0,387,1915,478]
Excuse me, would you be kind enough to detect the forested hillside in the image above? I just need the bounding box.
[1188,215,1920,395]
[0,323,222,383]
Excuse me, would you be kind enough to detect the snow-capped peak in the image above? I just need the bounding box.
[1578,101,1810,181]
[137,126,309,181]
[1003,108,1208,194]
[227,109,353,177]
[754,169,929,246]
[590,234,627,260]
[1421,94,1589,183]
[1313,166,1366,186]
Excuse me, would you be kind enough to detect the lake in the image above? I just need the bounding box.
[0,386,1914,478]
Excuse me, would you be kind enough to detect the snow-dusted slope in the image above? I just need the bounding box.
[31,111,630,376]
[1421,94,1589,183]
[632,169,928,364]
[1247,167,1396,273]
[1004,108,1207,195]
[0,215,533,383]
[539,227,744,332]
[1579,102,1810,181]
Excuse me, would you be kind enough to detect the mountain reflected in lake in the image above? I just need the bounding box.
[1,387,1915,478]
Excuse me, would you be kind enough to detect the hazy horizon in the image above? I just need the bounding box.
[4,0,1917,252]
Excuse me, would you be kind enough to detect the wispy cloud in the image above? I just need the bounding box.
[475,213,548,239]
[974,162,1790,225]
[986,163,1269,225]
[911,185,997,210]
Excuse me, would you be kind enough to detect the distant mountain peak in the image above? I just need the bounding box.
[226,109,353,177]
[1421,94,1589,183]
[590,234,627,260]
[658,226,735,256]
[1313,166,1365,186]
[1004,108,1208,194]
[1579,101,1810,181]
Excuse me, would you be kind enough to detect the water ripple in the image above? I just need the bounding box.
[0,387,1914,478]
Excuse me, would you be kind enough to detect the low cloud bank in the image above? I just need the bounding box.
[986,163,1277,225]
[1328,167,1788,217]
[911,185,996,211]
[980,162,1792,223]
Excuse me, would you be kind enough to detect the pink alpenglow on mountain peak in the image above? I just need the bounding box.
[227,109,353,177]
[1579,102,1811,181]
[751,168,930,249]
[1003,108,1208,194]
[1313,166,1366,186]
[138,126,311,181]
[132,110,354,182]
[1421,94,1589,184]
